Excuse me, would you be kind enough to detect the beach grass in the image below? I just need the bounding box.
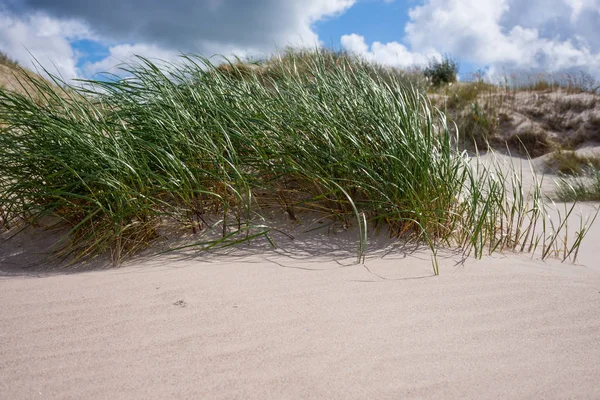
[0,49,593,273]
[556,170,600,202]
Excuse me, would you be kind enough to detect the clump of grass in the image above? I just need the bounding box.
[506,71,600,94]
[424,55,458,87]
[267,48,429,92]
[555,95,597,113]
[562,112,600,148]
[545,150,600,176]
[0,49,592,273]
[0,51,19,69]
[214,48,429,95]
[444,81,497,110]
[588,112,600,131]
[437,80,506,150]
[506,128,553,158]
[556,170,600,201]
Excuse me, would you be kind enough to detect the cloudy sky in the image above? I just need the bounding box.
[1,0,599,81]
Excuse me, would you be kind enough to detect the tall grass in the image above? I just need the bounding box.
[556,170,600,202]
[0,50,592,273]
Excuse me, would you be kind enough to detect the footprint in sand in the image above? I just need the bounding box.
[173,300,187,308]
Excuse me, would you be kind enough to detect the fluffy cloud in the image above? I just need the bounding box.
[341,0,600,78]
[0,11,89,79]
[341,33,437,67]
[8,0,355,54]
[1,0,356,79]
[2,0,600,81]
[404,0,600,76]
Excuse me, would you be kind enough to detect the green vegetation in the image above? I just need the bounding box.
[0,51,19,69]
[424,55,459,87]
[434,80,505,150]
[551,150,600,201]
[0,49,593,273]
[219,48,429,93]
[504,71,600,95]
[557,170,600,201]
[545,150,600,176]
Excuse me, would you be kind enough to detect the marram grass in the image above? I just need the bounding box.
[0,50,593,274]
[556,169,600,202]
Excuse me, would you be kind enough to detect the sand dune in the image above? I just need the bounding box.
[2,47,600,399]
[2,150,600,399]
[2,216,600,399]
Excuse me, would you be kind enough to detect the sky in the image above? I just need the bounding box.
[1,0,599,81]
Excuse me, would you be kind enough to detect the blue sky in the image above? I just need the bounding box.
[1,1,599,81]
[71,39,110,65]
[314,1,480,79]
[315,1,410,48]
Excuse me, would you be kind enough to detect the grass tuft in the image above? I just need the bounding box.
[0,49,593,272]
[506,128,553,158]
[0,51,20,69]
[556,170,600,202]
[545,150,600,176]
[424,55,459,87]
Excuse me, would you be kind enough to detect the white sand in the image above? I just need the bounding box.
[1,226,600,399]
[1,155,600,399]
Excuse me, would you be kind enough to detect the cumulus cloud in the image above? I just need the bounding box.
[341,33,437,67]
[0,11,89,79]
[404,0,600,77]
[2,0,600,81]
[8,0,355,54]
[341,0,600,77]
[1,0,356,79]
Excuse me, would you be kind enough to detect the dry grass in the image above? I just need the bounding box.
[506,127,554,158]
[0,51,19,69]
[505,71,600,95]
[544,150,600,175]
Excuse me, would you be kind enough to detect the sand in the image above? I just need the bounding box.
[2,228,600,399]
[1,156,600,399]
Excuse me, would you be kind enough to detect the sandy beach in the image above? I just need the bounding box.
[1,196,600,399]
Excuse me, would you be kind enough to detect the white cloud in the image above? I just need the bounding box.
[404,0,600,77]
[565,0,600,19]
[81,43,180,77]
[3,0,600,82]
[0,12,90,80]
[1,0,357,80]
[341,34,370,56]
[341,33,437,67]
[304,0,356,22]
